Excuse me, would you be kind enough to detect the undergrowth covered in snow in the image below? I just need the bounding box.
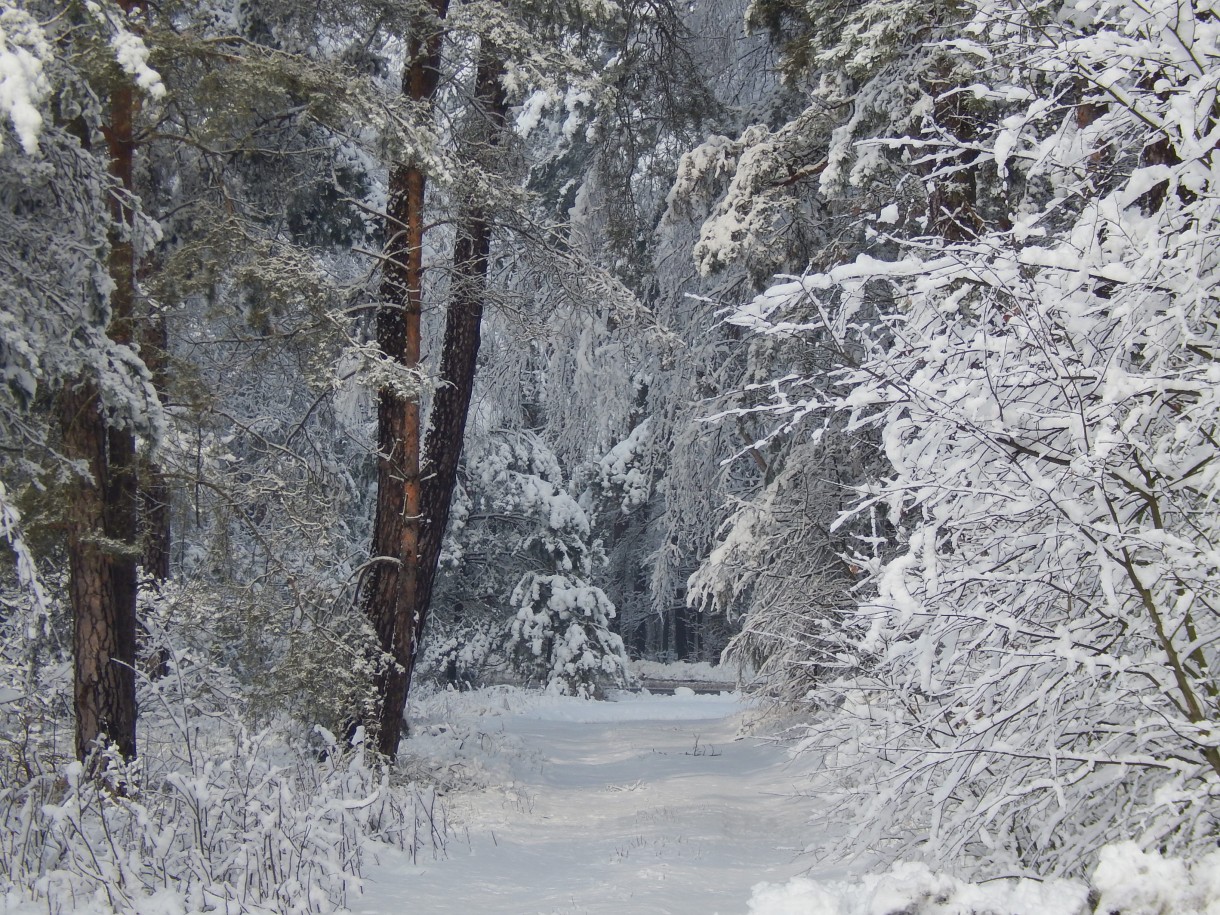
[0,655,448,915]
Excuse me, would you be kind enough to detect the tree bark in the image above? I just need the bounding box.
[62,50,142,766]
[61,385,138,766]
[412,57,509,679]
[363,39,509,759]
[363,0,449,758]
[925,60,983,242]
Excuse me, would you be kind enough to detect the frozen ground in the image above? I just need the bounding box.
[355,689,811,914]
[6,684,1216,914]
[349,688,1218,915]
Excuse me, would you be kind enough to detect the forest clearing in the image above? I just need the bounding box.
[3,0,1220,909]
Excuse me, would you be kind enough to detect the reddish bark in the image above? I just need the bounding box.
[364,39,509,759]
[364,0,450,758]
[63,40,143,765]
[61,384,138,765]
[412,57,509,665]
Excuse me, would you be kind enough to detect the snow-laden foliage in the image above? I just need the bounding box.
[0,6,51,154]
[0,129,151,447]
[0,641,446,915]
[155,271,380,731]
[729,0,1220,875]
[592,417,652,515]
[691,436,883,707]
[687,113,828,279]
[0,2,164,439]
[509,571,629,698]
[472,0,786,662]
[445,432,631,696]
[420,618,502,689]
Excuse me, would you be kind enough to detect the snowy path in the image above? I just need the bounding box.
[353,692,811,914]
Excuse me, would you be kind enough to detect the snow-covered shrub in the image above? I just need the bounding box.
[0,571,70,790]
[727,0,1220,878]
[0,735,445,914]
[0,648,447,915]
[419,619,504,689]
[136,576,385,740]
[746,845,1220,915]
[271,602,386,734]
[509,571,630,697]
[746,860,1090,914]
[433,431,631,695]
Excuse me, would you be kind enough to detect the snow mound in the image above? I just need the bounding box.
[749,862,1087,915]
[1092,843,1220,915]
[750,848,1220,915]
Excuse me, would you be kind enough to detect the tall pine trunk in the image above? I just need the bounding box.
[414,54,508,673]
[62,52,142,766]
[363,34,508,758]
[364,0,449,758]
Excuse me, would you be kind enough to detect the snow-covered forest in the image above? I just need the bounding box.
[2,0,1219,909]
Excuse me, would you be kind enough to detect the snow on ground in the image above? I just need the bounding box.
[746,865,1089,915]
[355,687,811,914]
[352,687,1220,915]
[6,683,1215,914]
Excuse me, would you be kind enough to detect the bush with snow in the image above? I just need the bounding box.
[431,431,631,696]
[508,571,630,697]
[0,732,443,915]
[0,631,446,914]
[421,619,503,689]
[746,862,1088,915]
[726,0,1220,877]
[747,845,1220,915]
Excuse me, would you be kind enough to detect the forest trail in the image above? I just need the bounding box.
[353,692,812,914]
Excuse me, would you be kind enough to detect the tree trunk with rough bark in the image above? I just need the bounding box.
[925,59,983,242]
[363,0,449,758]
[412,56,509,685]
[362,36,509,759]
[61,385,139,766]
[62,49,142,766]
